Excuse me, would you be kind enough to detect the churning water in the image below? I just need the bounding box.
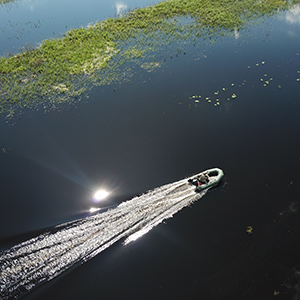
[0,176,210,299]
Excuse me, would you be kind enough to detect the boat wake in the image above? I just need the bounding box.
[0,177,207,299]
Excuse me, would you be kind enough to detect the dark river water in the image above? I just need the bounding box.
[1,1,300,300]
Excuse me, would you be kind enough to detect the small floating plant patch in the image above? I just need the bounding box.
[188,54,300,108]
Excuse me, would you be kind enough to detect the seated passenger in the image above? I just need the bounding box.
[198,173,209,184]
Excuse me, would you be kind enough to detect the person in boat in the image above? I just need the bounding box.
[198,173,209,184]
[188,172,209,186]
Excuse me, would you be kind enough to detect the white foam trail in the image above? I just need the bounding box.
[0,177,207,299]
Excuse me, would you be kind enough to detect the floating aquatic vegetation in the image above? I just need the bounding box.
[187,54,300,108]
[140,61,161,72]
[246,226,253,234]
[1,0,300,115]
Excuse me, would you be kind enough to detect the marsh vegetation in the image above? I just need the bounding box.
[0,0,299,114]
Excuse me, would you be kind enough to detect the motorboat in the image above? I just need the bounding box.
[188,168,224,192]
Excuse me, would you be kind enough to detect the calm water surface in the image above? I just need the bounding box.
[1,1,300,299]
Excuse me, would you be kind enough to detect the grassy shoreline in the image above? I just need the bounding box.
[0,0,299,115]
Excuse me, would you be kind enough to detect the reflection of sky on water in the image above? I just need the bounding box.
[281,4,300,37]
[234,27,239,39]
[115,2,127,17]
[285,4,300,25]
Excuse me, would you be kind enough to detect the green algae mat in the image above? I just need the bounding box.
[1,0,299,115]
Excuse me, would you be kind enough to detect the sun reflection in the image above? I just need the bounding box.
[89,207,101,213]
[93,189,110,202]
[124,226,153,245]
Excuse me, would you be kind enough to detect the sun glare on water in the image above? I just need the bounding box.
[93,189,110,202]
